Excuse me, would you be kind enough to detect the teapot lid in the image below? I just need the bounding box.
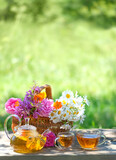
[18,118,36,131]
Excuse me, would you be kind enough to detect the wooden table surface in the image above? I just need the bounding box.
[0,129,116,160]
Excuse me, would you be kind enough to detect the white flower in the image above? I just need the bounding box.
[78,107,85,116]
[60,124,71,130]
[80,103,85,108]
[68,103,75,110]
[76,96,83,105]
[70,98,77,106]
[65,107,72,116]
[73,110,79,116]
[61,111,69,120]
[49,90,89,124]
[72,102,81,109]
[75,91,78,98]
[80,115,86,124]
[62,90,74,100]
[83,96,90,106]
[59,97,69,106]
[56,109,62,119]
[49,110,57,120]
[71,116,80,122]
[52,117,61,123]
[49,109,62,123]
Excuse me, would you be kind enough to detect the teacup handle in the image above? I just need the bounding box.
[55,137,63,150]
[98,134,106,146]
[4,114,21,140]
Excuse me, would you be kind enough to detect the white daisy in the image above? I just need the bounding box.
[79,115,86,124]
[62,90,74,100]
[49,110,57,120]
[65,107,72,116]
[70,98,77,106]
[76,96,83,105]
[71,116,80,122]
[49,109,61,123]
[56,109,62,119]
[76,103,85,111]
[75,91,78,98]
[83,96,90,106]
[68,103,75,110]
[61,111,69,121]
[59,97,69,106]
[78,107,85,116]
[60,124,71,130]
[73,110,79,116]
[52,117,60,123]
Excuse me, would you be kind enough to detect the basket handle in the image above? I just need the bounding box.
[39,84,53,99]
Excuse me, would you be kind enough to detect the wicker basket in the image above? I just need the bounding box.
[12,84,72,135]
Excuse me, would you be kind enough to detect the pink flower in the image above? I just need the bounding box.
[38,99,53,117]
[5,98,21,114]
[43,131,56,147]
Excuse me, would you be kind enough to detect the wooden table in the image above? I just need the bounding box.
[0,129,116,160]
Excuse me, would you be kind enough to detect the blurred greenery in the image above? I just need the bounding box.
[0,0,116,130]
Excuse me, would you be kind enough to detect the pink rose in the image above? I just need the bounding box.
[43,131,56,147]
[5,98,21,114]
[38,99,53,117]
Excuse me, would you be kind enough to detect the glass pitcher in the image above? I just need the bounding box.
[4,114,49,153]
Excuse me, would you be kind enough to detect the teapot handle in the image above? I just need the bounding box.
[4,114,21,140]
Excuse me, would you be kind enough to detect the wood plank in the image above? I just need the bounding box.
[0,129,116,160]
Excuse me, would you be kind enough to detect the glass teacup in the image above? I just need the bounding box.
[55,132,74,150]
[76,129,106,150]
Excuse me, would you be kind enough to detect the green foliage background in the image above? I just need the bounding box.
[0,0,116,130]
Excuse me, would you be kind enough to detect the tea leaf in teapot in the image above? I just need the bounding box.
[26,135,46,151]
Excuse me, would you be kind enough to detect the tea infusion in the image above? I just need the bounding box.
[10,130,46,153]
[59,135,73,148]
[76,134,100,149]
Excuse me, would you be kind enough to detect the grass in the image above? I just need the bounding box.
[0,18,116,130]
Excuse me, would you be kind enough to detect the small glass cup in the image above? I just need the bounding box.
[76,129,106,150]
[55,132,74,150]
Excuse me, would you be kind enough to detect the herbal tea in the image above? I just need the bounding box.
[10,134,29,153]
[76,134,100,149]
[10,130,46,153]
[58,135,73,148]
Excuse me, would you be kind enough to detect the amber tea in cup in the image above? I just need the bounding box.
[55,132,74,150]
[76,130,106,150]
[59,134,73,147]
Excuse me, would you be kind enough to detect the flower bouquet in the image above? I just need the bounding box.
[49,90,89,130]
[5,84,89,135]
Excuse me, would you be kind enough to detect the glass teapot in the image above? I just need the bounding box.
[4,114,48,153]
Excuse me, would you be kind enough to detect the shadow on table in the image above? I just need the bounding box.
[0,144,10,148]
